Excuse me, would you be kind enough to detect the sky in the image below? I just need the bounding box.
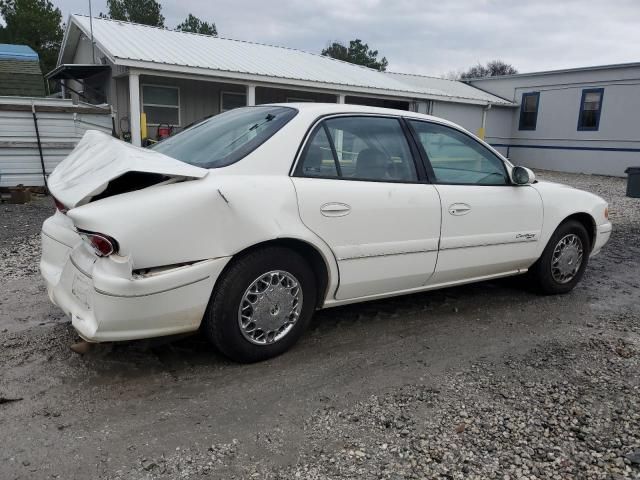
[47,0,640,76]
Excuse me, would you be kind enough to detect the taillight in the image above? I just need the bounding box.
[53,196,68,214]
[79,231,119,257]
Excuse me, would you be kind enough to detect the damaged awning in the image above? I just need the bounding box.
[46,64,112,105]
[46,64,110,80]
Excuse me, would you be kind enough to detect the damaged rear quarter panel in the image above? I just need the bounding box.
[66,173,327,271]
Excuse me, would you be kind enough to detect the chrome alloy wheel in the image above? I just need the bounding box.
[551,234,584,284]
[238,270,303,345]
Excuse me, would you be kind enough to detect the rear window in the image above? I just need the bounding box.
[151,106,297,168]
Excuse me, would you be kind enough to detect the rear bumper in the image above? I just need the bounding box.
[592,221,612,256]
[40,213,230,342]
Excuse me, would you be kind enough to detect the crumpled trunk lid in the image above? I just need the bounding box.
[48,130,208,208]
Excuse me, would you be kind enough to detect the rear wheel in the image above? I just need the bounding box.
[529,220,591,294]
[202,246,317,363]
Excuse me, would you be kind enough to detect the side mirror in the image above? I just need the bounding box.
[511,166,536,185]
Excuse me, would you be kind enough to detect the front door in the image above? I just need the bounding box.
[291,115,442,300]
[407,119,543,284]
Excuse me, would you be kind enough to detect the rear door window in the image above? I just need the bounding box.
[297,116,418,182]
[299,126,338,178]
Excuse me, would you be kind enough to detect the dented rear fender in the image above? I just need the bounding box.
[65,175,331,273]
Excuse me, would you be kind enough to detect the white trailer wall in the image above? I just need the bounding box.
[470,65,640,176]
[485,105,520,158]
[431,101,484,135]
[431,101,514,146]
[0,97,112,187]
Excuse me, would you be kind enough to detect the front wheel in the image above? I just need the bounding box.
[202,246,317,363]
[529,220,591,294]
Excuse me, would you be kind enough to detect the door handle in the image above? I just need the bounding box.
[320,202,351,217]
[448,203,471,216]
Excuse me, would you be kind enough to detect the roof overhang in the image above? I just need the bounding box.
[46,63,111,80]
[119,60,505,106]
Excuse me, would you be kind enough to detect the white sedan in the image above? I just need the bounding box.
[41,103,612,362]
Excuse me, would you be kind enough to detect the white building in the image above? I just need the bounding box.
[51,15,513,148]
[469,63,640,177]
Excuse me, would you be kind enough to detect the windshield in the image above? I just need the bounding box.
[151,106,297,168]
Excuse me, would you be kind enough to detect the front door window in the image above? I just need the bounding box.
[409,121,508,185]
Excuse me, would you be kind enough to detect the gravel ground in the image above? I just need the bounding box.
[0,196,52,279]
[0,171,638,480]
[0,195,53,244]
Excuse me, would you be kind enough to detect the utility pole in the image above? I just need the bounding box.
[88,0,96,63]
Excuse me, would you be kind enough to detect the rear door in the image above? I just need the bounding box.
[407,119,543,284]
[291,115,442,300]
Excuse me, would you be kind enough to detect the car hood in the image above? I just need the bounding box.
[48,130,208,208]
[532,180,582,195]
[533,180,573,188]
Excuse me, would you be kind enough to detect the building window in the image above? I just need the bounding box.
[221,91,246,112]
[518,92,539,131]
[577,88,604,131]
[142,85,180,125]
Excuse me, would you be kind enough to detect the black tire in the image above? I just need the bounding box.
[202,246,317,363]
[529,220,591,295]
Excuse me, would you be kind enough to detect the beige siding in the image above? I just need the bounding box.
[73,34,95,63]
[114,76,130,138]
[137,75,244,139]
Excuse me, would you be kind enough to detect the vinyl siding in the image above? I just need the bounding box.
[0,98,112,187]
[137,75,244,139]
[473,66,640,176]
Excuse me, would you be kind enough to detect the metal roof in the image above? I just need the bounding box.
[61,15,513,106]
[0,49,44,97]
[464,61,640,81]
[0,43,39,61]
[385,72,512,105]
[0,59,42,74]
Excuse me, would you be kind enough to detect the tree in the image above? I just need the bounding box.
[176,13,217,36]
[442,69,464,81]
[102,0,165,27]
[459,60,517,80]
[322,39,388,71]
[0,0,63,76]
